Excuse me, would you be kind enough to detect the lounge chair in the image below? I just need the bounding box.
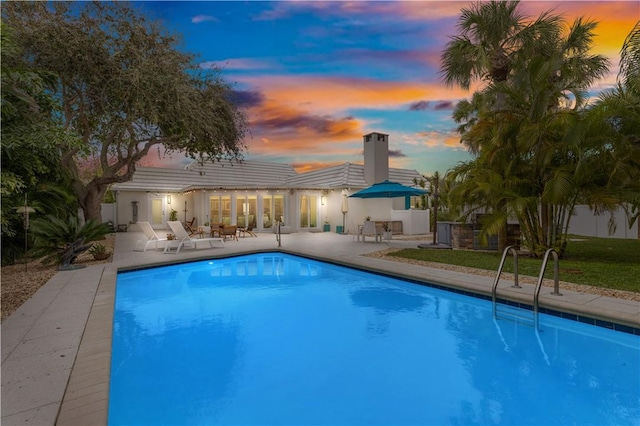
[239,224,257,238]
[134,221,168,252]
[184,217,197,235]
[165,221,224,253]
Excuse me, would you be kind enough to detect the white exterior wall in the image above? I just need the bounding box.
[114,191,145,231]
[144,189,300,232]
[114,187,432,235]
[321,190,354,233]
[100,203,115,225]
[346,198,394,233]
[568,205,638,239]
[319,190,429,235]
[114,191,192,231]
[391,209,430,235]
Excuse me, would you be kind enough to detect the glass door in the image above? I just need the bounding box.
[236,196,257,228]
[210,195,232,226]
[299,194,318,229]
[149,197,165,228]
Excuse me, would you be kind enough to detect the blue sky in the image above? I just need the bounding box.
[137,1,639,175]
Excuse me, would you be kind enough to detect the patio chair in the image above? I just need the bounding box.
[358,220,381,243]
[221,225,239,241]
[184,217,197,235]
[134,221,168,252]
[239,224,257,238]
[164,221,225,254]
[209,222,224,238]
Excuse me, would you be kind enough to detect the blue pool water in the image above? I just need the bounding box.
[109,253,639,425]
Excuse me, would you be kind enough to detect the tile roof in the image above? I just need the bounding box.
[111,160,296,192]
[111,160,425,192]
[286,162,423,189]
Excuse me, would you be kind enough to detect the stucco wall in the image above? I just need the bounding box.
[568,205,638,239]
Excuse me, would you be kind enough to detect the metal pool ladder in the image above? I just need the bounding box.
[491,245,521,318]
[533,248,563,317]
[492,246,563,326]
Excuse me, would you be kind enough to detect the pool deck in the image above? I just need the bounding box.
[2,230,639,425]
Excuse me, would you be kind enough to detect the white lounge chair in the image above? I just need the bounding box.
[164,221,225,254]
[135,221,168,252]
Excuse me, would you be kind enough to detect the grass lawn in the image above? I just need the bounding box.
[389,236,640,293]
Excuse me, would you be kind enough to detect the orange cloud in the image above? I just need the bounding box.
[239,75,469,115]
[412,130,465,150]
[521,2,638,56]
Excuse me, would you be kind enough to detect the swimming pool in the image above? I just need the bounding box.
[109,253,639,425]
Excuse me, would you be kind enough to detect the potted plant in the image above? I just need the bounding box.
[88,243,111,261]
[169,209,178,221]
[202,221,211,235]
[382,222,392,240]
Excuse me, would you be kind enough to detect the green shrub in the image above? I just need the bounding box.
[30,215,111,266]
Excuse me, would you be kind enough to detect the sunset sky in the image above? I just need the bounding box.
[139,1,639,175]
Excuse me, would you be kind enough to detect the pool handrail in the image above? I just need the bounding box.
[533,248,563,318]
[491,245,520,317]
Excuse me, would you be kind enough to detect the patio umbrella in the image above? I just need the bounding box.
[341,190,349,234]
[349,180,427,199]
[350,180,428,237]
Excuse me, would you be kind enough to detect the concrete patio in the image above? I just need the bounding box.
[2,230,639,425]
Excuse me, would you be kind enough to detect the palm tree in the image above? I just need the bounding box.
[441,0,560,252]
[441,0,560,91]
[581,22,640,233]
[442,1,610,255]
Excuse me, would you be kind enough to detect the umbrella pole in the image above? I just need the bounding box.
[342,213,346,234]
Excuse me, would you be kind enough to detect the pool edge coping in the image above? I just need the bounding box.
[56,247,640,425]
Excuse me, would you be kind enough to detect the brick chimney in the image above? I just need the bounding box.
[363,132,389,185]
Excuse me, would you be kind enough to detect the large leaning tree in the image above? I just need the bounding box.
[3,2,248,222]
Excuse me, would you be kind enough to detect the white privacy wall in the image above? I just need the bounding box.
[568,205,638,239]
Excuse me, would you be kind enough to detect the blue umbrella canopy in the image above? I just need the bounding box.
[349,180,428,199]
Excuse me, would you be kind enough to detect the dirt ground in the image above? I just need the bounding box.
[1,234,116,321]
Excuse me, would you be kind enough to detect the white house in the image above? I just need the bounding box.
[110,132,430,235]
